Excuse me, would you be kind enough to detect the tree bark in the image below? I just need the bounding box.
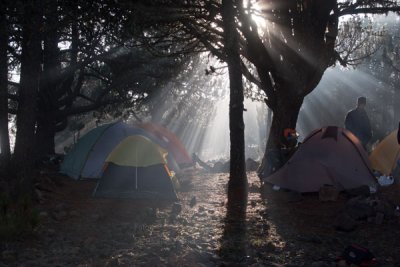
[266,96,304,150]
[34,0,60,159]
[258,94,304,178]
[266,107,272,144]
[12,0,42,195]
[0,4,10,169]
[222,0,247,221]
[219,0,248,260]
[236,0,337,178]
[35,118,56,158]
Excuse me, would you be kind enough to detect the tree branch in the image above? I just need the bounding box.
[339,7,400,16]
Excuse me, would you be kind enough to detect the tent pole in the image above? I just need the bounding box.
[135,148,138,190]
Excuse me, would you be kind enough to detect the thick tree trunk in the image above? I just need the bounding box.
[266,107,272,144]
[34,0,60,159]
[0,6,10,169]
[11,1,42,195]
[222,0,247,221]
[266,96,304,150]
[258,94,304,178]
[35,118,56,158]
[238,1,337,178]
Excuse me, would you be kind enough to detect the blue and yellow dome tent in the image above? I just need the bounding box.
[60,121,190,179]
[93,135,178,200]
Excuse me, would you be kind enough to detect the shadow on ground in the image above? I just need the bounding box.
[254,177,400,266]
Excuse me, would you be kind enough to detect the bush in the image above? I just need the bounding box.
[0,193,40,240]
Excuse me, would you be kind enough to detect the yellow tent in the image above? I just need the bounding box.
[369,130,400,175]
[94,135,178,199]
[106,135,168,167]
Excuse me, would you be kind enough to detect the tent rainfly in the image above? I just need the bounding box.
[93,135,178,200]
[369,130,400,175]
[136,123,192,167]
[264,126,377,193]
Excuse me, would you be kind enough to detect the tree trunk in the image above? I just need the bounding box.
[258,94,304,178]
[11,0,42,195]
[267,96,304,149]
[34,0,59,159]
[222,0,247,221]
[35,118,56,158]
[219,0,248,260]
[265,107,272,147]
[0,5,10,169]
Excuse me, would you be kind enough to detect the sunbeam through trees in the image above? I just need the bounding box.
[1,0,400,266]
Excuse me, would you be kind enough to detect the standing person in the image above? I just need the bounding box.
[344,96,372,149]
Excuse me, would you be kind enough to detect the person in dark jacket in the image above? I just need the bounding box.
[344,96,372,149]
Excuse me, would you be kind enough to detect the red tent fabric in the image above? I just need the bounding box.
[136,123,192,166]
[264,126,377,193]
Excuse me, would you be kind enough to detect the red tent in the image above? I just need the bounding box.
[136,123,192,167]
[264,126,377,193]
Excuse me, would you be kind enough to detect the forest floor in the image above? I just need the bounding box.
[1,168,400,267]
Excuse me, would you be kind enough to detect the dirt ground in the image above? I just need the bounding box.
[1,169,400,267]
